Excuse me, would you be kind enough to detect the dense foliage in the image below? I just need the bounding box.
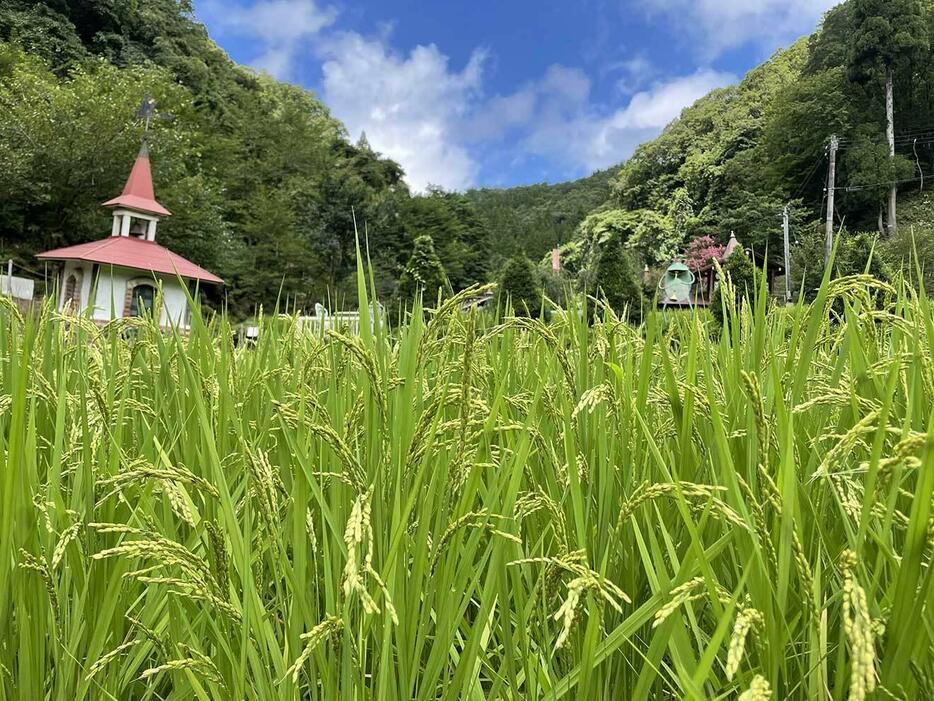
[497,254,541,317]
[465,169,614,268]
[590,234,643,323]
[400,189,491,292]
[710,248,760,326]
[395,234,448,304]
[0,0,492,316]
[2,270,934,698]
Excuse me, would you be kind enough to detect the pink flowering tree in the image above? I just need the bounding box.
[684,235,725,272]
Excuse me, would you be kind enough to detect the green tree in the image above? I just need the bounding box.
[667,187,696,241]
[805,4,853,74]
[847,0,929,233]
[792,226,892,301]
[711,248,760,326]
[884,191,934,293]
[0,1,420,318]
[629,209,681,267]
[847,0,929,85]
[841,130,915,220]
[592,234,643,323]
[402,189,491,291]
[0,2,85,69]
[442,192,491,287]
[0,48,210,259]
[761,67,851,203]
[396,235,447,304]
[229,186,322,313]
[498,254,541,317]
[466,168,614,268]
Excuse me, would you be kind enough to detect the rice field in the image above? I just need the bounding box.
[1,269,933,700]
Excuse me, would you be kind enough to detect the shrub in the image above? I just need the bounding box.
[883,225,934,293]
[711,247,760,326]
[498,254,542,316]
[791,228,892,302]
[684,235,725,272]
[592,234,643,323]
[886,191,934,293]
[396,234,447,304]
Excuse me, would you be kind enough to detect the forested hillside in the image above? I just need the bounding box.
[0,0,492,315]
[465,168,615,265]
[542,0,934,292]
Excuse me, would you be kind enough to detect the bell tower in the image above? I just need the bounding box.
[103,141,171,242]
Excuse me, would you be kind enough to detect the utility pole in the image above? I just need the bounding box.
[886,67,897,235]
[782,205,792,304]
[825,135,839,266]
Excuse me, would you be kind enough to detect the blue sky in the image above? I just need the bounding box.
[196,0,840,191]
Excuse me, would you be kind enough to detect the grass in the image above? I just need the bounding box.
[0,267,933,700]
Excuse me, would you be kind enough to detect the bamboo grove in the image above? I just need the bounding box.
[1,267,934,700]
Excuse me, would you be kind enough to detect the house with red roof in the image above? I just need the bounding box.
[37,144,222,327]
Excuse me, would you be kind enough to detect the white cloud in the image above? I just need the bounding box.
[322,52,732,188]
[524,68,735,172]
[609,56,657,95]
[199,1,740,188]
[201,0,484,190]
[202,0,337,79]
[223,0,337,42]
[539,65,592,108]
[463,65,590,144]
[319,33,486,191]
[465,89,537,142]
[642,0,841,56]
[611,69,733,130]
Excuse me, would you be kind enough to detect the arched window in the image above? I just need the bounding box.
[63,269,83,310]
[123,279,159,319]
[130,284,156,317]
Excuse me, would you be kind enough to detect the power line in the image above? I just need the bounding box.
[835,172,934,192]
[834,123,934,145]
[827,136,934,156]
[791,152,827,200]
[837,136,934,148]
[895,125,934,137]
[894,135,934,146]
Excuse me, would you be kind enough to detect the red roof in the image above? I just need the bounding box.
[37,236,223,285]
[102,144,171,217]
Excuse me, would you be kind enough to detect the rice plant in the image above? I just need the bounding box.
[1,267,933,700]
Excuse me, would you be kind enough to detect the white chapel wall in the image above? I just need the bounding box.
[87,266,191,327]
[159,279,190,327]
[90,267,133,321]
[60,260,94,313]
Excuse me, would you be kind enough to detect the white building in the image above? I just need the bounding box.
[37,144,223,327]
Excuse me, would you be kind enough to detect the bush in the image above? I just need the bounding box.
[882,226,934,294]
[711,247,760,326]
[791,228,892,302]
[498,254,542,316]
[396,235,448,304]
[592,234,643,323]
